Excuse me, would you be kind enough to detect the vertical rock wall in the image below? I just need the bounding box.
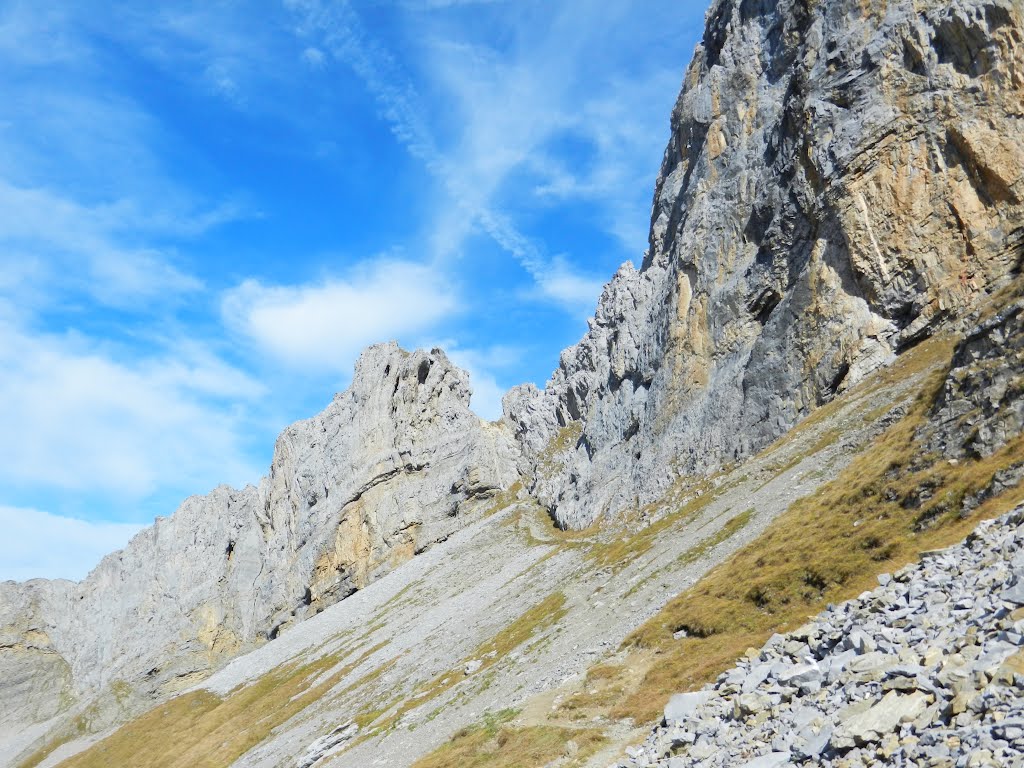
[506,0,1024,529]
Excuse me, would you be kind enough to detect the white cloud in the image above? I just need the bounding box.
[284,0,600,314]
[0,319,263,499]
[204,59,242,102]
[471,208,607,311]
[0,506,143,582]
[528,69,682,251]
[284,0,682,316]
[425,7,681,255]
[530,256,607,309]
[302,46,325,68]
[0,5,255,311]
[107,2,297,110]
[0,181,203,307]
[222,258,461,372]
[0,82,163,200]
[460,364,506,422]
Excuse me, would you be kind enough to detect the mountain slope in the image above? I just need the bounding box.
[1,344,517,745]
[1,0,1022,765]
[20,294,1024,768]
[16,328,948,768]
[623,504,1024,767]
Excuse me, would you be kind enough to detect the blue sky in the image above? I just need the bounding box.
[0,0,706,581]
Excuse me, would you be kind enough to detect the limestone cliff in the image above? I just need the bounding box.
[505,0,1024,529]
[2,0,1023,759]
[0,344,517,730]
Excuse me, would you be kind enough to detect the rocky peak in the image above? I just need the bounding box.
[507,0,1024,529]
[0,342,518,731]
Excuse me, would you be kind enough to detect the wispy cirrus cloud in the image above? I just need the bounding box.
[0,181,204,309]
[528,69,685,250]
[284,0,619,315]
[421,1,687,256]
[0,317,263,500]
[277,0,694,321]
[0,5,255,310]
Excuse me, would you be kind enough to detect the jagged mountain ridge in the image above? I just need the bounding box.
[1,0,1022,764]
[21,285,1024,768]
[0,344,517,735]
[507,0,1023,528]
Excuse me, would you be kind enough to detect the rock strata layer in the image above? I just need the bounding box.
[0,344,517,729]
[619,505,1024,768]
[505,0,1024,529]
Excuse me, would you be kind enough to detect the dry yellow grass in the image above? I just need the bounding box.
[411,708,605,768]
[605,338,1024,723]
[40,642,391,768]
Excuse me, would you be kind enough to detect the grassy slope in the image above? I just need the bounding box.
[34,591,568,768]
[34,298,1024,768]
[612,344,1024,723]
[23,642,388,768]
[416,329,1024,762]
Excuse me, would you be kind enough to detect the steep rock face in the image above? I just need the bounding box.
[506,0,1024,528]
[0,580,73,731]
[0,344,518,729]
